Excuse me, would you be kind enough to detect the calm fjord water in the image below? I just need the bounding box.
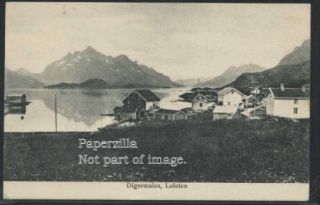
[4,88,191,132]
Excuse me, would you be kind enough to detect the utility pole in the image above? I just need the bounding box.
[55,95,57,132]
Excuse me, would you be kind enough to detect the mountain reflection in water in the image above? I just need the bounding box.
[4,88,190,132]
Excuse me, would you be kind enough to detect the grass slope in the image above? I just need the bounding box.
[4,118,309,182]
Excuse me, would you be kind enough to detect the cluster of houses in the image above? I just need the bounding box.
[113,83,310,122]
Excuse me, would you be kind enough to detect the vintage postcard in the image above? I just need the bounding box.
[3,2,311,201]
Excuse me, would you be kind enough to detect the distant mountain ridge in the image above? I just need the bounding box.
[16,68,36,77]
[36,46,179,88]
[198,64,266,88]
[5,68,45,89]
[228,39,310,92]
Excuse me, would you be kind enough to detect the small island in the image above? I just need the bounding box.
[45,78,174,89]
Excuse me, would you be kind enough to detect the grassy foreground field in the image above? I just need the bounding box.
[4,118,309,182]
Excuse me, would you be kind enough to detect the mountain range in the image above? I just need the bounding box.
[6,46,179,88]
[197,64,266,88]
[5,39,310,90]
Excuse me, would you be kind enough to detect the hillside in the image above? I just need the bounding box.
[5,69,45,89]
[230,61,310,90]
[278,39,310,66]
[228,39,310,91]
[198,64,265,88]
[35,46,179,88]
[4,119,309,182]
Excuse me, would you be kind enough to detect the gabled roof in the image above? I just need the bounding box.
[179,90,217,102]
[192,93,209,101]
[217,87,244,96]
[213,105,238,114]
[268,88,310,99]
[123,89,160,102]
[135,89,160,101]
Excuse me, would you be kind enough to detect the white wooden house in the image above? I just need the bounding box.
[265,85,310,119]
[192,93,214,112]
[217,87,245,107]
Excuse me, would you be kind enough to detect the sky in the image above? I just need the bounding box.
[5,3,310,80]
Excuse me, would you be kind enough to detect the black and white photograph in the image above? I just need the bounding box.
[3,2,311,201]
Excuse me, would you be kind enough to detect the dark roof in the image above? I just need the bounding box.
[179,90,217,102]
[156,109,183,115]
[270,88,310,99]
[135,89,160,102]
[191,87,217,92]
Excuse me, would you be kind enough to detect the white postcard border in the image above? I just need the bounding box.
[3,182,309,201]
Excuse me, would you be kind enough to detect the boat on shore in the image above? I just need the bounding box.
[5,94,31,106]
[4,94,31,115]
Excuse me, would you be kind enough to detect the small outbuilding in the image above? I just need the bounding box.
[212,105,240,120]
[154,109,187,121]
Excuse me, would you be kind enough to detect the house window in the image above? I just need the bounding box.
[199,103,203,107]
[227,102,231,106]
[294,107,298,114]
[294,99,298,104]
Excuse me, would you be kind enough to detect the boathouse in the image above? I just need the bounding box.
[114,89,160,120]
